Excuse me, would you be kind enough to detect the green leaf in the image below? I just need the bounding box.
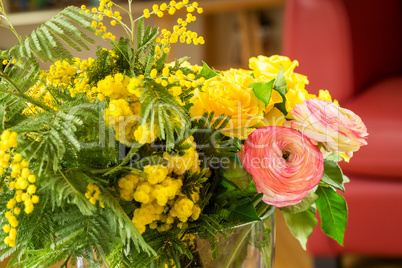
[273,67,288,115]
[100,186,156,256]
[283,209,317,250]
[320,160,346,192]
[228,199,260,223]
[136,18,145,49]
[45,169,96,216]
[281,191,319,214]
[250,80,274,107]
[315,186,347,245]
[220,157,252,190]
[198,61,218,80]
[326,154,343,162]
[0,105,6,132]
[273,66,287,94]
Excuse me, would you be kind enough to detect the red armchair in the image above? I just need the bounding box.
[283,0,402,267]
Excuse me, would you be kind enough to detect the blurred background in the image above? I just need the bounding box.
[1,0,402,267]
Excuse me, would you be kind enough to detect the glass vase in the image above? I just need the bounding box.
[181,206,276,268]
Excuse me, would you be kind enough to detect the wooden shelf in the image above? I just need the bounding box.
[5,0,284,26]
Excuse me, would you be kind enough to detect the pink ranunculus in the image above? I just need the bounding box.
[283,98,368,156]
[239,126,324,207]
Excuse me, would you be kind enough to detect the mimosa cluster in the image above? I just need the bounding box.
[149,62,204,106]
[81,0,119,41]
[145,1,205,48]
[85,184,105,208]
[118,137,202,234]
[23,79,57,115]
[96,72,148,145]
[1,130,39,247]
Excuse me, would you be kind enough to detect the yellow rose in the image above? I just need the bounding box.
[285,84,316,119]
[249,55,309,91]
[264,107,285,127]
[190,69,265,139]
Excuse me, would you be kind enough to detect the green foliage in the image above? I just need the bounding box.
[250,80,274,107]
[281,191,319,214]
[191,112,237,164]
[181,169,208,201]
[283,207,317,250]
[315,186,347,245]
[99,184,155,255]
[220,156,252,190]
[273,67,288,115]
[12,111,84,176]
[86,38,133,87]
[205,173,259,226]
[320,160,348,192]
[128,231,192,268]
[139,82,189,150]
[43,169,96,216]
[8,6,97,64]
[13,205,118,268]
[198,61,218,79]
[134,22,159,75]
[228,200,260,223]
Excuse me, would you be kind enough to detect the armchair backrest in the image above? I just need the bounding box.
[283,0,402,102]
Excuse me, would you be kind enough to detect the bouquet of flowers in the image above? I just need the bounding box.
[0,0,368,267]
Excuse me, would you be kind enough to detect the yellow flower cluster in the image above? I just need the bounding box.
[96,72,134,100]
[23,57,97,115]
[0,130,39,247]
[43,59,78,100]
[118,138,202,234]
[96,73,149,145]
[85,184,105,208]
[163,136,200,175]
[81,0,119,41]
[150,62,204,106]
[70,57,95,99]
[98,59,205,146]
[91,20,116,41]
[46,59,78,86]
[134,125,157,144]
[143,1,202,19]
[23,80,54,115]
[148,1,204,47]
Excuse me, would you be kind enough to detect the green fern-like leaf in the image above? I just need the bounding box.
[9,6,98,65]
[139,84,189,151]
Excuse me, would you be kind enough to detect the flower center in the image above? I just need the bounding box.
[282,151,290,161]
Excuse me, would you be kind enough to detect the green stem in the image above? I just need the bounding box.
[58,254,71,268]
[128,0,136,49]
[0,1,22,42]
[221,226,253,268]
[256,202,271,217]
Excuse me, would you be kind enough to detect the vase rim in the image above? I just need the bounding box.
[233,205,275,229]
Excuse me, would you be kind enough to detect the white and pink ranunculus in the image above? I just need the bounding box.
[238,126,324,207]
[284,98,368,156]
